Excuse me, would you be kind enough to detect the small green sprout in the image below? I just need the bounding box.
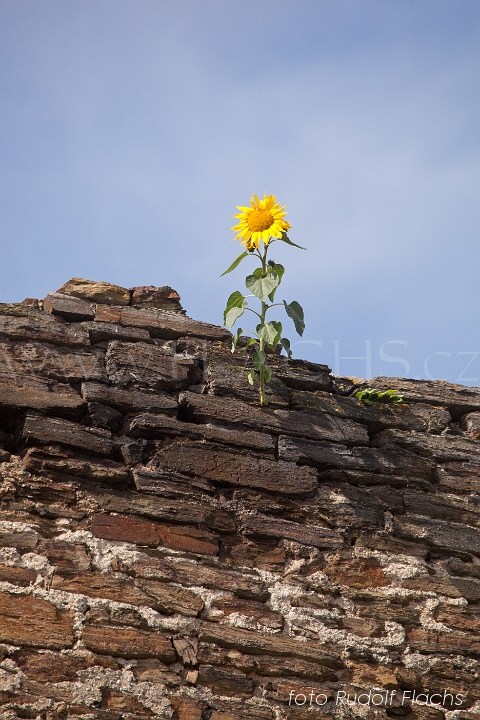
[355,388,404,406]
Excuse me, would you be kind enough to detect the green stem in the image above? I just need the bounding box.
[259,243,268,406]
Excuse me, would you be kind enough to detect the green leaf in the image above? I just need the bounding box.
[279,233,307,250]
[283,300,305,336]
[355,387,405,406]
[223,291,246,328]
[280,337,292,359]
[246,269,280,302]
[270,320,283,346]
[231,327,243,352]
[247,369,255,385]
[257,321,280,347]
[221,251,249,277]
[267,263,285,301]
[251,350,266,371]
[263,366,272,383]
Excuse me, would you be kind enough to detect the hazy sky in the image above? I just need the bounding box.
[1,0,479,383]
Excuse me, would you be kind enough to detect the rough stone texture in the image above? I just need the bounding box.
[131,285,185,314]
[0,278,479,720]
[57,276,131,305]
[43,292,96,321]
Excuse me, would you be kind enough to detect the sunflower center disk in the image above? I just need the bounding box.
[247,210,274,233]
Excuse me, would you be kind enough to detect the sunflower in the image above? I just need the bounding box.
[232,193,291,251]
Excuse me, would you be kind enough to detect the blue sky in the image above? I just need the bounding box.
[1,0,479,383]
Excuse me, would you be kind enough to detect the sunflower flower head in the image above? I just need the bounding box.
[232,193,291,251]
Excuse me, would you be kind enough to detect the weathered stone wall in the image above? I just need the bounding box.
[0,278,479,720]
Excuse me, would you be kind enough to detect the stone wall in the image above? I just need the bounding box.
[0,278,479,720]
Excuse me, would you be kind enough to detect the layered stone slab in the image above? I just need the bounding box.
[0,375,83,414]
[152,440,318,495]
[133,555,269,601]
[180,391,368,444]
[43,292,95,321]
[0,592,75,649]
[198,624,343,668]
[82,320,150,343]
[278,436,434,477]
[291,389,451,434]
[373,427,480,462]
[393,514,480,556]
[22,446,130,484]
[0,304,90,346]
[0,340,106,383]
[82,380,178,414]
[83,624,175,660]
[371,376,480,414]
[51,571,203,617]
[127,412,275,453]
[241,513,343,549]
[96,304,230,340]
[92,512,219,555]
[105,340,194,391]
[22,415,113,456]
[57,277,131,305]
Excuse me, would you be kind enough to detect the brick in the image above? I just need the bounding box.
[152,440,318,496]
[460,411,480,439]
[198,663,254,695]
[403,489,479,528]
[85,485,232,530]
[136,578,204,616]
[82,624,175,660]
[92,513,219,555]
[96,303,230,340]
[132,466,216,497]
[0,592,75,649]
[36,539,91,572]
[203,344,290,407]
[371,377,480,414]
[434,604,480,633]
